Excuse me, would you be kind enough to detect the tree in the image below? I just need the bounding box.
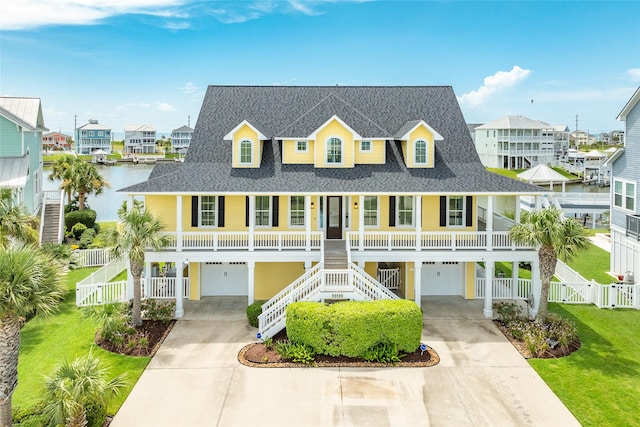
[109,201,169,327]
[508,207,588,320]
[70,161,110,210]
[42,352,127,427]
[0,189,37,248]
[0,244,66,425]
[48,155,80,205]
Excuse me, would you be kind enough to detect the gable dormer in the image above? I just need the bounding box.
[224,120,268,168]
[308,115,361,168]
[394,120,443,168]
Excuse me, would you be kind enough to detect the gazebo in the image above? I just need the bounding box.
[583,149,606,159]
[517,164,569,192]
[91,149,108,164]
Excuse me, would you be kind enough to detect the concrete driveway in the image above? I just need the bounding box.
[110,297,580,427]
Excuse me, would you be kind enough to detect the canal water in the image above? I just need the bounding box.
[44,163,154,222]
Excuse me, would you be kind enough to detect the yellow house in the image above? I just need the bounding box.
[120,86,544,338]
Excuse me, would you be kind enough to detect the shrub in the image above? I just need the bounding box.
[141,299,175,323]
[246,300,265,327]
[79,227,96,248]
[275,340,315,365]
[524,324,549,357]
[71,222,87,240]
[286,300,422,358]
[362,340,401,364]
[544,313,578,351]
[65,208,97,231]
[493,301,523,324]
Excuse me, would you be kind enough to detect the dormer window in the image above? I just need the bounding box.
[360,141,372,152]
[414,140,427,164]
[240,139,253,164]
[296,141,308,152]
[326,137,343,164]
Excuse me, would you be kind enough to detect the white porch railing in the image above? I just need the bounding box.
[258,262,398,339]
[161,231,323,251]
[144,277,190,299]
[347,231,533,251]
[74,248,117,267]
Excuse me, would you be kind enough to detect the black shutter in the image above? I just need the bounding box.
[466,196,473,227]
[218,196,225,227]
[439,196,447,227]
[388,196,396,227]
[191,196,199,227]
[272,196,279,227]
[245,196,249,227]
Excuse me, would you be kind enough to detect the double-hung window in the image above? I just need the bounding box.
[360,140,372,152]
[397,196,413,226]
[290,196,305,227]
[414,140,427,164]
[614,179,636,211]
[200,196,217,227]
[255,196,271,226]
[240,140,253,164]
[448,196,464,226]
[326,137,343,164]
[296,141,307,152]
[364,196,378,227]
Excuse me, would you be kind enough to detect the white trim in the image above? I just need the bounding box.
[198,195,218,228]
[397,120,444,141]
[446,195,466,228]
[307,115,362,140]
[325,136,344,166]
[413,139,428,165]
[613,178,636,212]
[239,139,254,165]
[223,120,268,140]
[359,140,372,153]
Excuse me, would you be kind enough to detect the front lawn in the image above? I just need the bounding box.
[530,304,640,427]
[563,243,613,284]
[13,267,150,419]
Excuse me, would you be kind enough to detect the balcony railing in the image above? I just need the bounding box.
[626,215,640,241]
[160,231,323,251]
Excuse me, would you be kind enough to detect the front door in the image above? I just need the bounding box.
[326,196,342,239]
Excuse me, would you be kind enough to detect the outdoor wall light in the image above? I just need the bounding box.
[311,201,315,209]
[354,202,358,209]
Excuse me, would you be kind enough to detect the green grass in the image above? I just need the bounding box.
[91,221,117,248]
[486,166,579,180]
[530,304,640,427]
[563,243,613,284]
[14,267,150,418]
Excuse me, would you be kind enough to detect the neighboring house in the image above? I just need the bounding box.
[570,130,596,147]
[0,97,46,214]
[42,131,71,151]
[610,130,625,144]
[467,123,482,144]
[124,124,156,154]
[171,125,193,153]
[474,115,569,170]
[606,87,640,282]
[75,119,112,155]
[120,86,544,328]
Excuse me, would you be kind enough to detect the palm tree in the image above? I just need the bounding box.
[48,155,80,205]
[42,352,127,427]
[70,161,110,210]
[0,189,37,248]
[508,207,588,320]
[109,201,169,327]
[0,244,66,425]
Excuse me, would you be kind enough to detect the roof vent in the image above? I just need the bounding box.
[89,119,98,124]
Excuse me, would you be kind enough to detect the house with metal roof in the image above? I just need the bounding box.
[0,97,47,214]
[474,115,569,170]
[120,85,546,337]
[606,87,640,284]
[75,119,112,155]
[124,124,156,154]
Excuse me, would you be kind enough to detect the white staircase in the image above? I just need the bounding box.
[257,258,399,338]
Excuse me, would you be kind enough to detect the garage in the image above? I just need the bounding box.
[201,262,248,296]
[421,262,464,296]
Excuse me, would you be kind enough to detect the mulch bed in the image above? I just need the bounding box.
[493,320,581,359]
[238,330,440,368]
[95,319,176,357]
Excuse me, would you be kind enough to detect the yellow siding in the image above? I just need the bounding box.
[364,261,377,279]
[421,196,476,231]
[189,263,200,300]
[232,124,260,168]
[354,140,385,164]
[145,195,177,230]
[464,262,475,299]
[407,125,435,168]
[314,119,355,168]
[254,262,306,300]
[282,140,314,164]
[405,262,415,301]
[224,196,249,231]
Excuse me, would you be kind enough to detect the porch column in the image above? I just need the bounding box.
[176,195,183,252]
[175,260,184,318]
[413,262,422,306]
[531,258,541,317]
[358,195,365,251]
[358,260,365,269]
[483,260,494,317]
[305,195,311,251]
[247,261,255,305]
[535,195,542,211]
[304,260,312,270]
[486,195,494,251]
[511,261,519,299]
[515,195,521,223]
[249,195,255,251]
[144,261,152,298]
[415,195,422,251]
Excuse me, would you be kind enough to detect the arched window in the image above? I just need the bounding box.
[240,139,252,164]
[414,140,427,164]
[326,137,343,164]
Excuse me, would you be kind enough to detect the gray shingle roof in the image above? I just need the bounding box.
[120,86,544,195]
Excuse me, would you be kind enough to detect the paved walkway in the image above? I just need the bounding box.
[111,297,580,427]
[588,233,611,252]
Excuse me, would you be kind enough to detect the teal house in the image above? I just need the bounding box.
[0,97,46,214]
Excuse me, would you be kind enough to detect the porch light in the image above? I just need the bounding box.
[311,201,315,209]
[354,201,358,209]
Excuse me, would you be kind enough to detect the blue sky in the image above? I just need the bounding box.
[1,1,639,137]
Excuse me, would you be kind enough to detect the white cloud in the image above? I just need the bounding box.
[180,82,198,94]
[459,66,532,107]
[164,21,190,30]
[626,68,640,82]
[156,102,176,111]
[114,101,175,112]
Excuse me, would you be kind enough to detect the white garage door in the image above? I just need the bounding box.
[421,262,464,296]
[201,262,248,296]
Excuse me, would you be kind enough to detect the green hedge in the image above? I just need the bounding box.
[286,300,422,358]
[246,301,265,327]
[65,209,97,231]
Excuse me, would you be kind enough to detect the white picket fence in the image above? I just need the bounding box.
[74,248,117,267]
[76,256,127,307]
